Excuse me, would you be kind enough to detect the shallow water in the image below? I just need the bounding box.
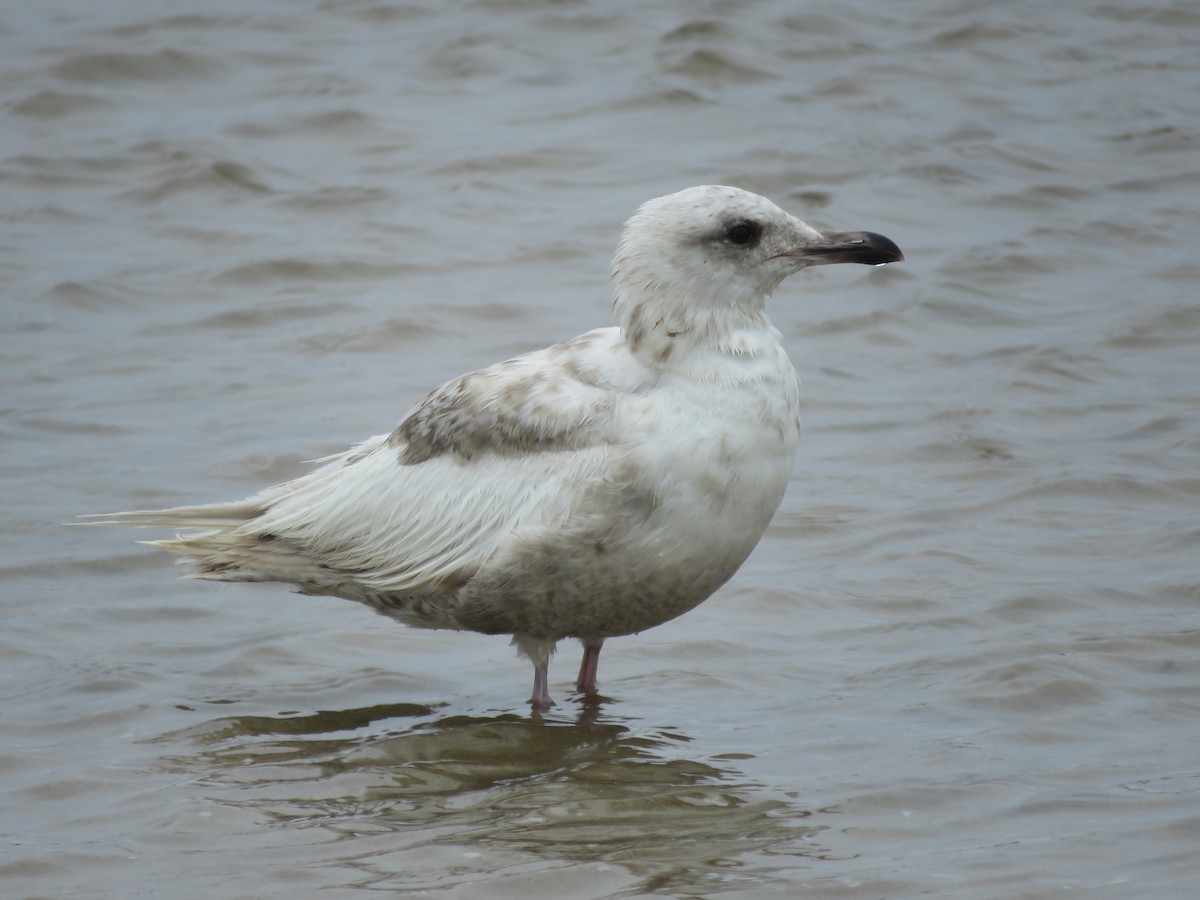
[4,0,1199,896]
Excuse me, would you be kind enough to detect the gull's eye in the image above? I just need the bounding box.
[725,221,761,247]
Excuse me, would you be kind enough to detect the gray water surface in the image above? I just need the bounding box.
[4,1,1199,897]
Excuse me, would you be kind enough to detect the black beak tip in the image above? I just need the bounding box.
[858,231,904,266]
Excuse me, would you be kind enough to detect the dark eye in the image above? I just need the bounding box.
[725,221,761,247]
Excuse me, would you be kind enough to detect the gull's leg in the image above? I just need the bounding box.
[530,661,553,711]
[513,634,556,710]
[575,638,604,696]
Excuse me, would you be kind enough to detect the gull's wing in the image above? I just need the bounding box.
[389,328,624,464]
[98,327,654,602]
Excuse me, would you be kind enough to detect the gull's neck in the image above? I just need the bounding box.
[611,274,786,377]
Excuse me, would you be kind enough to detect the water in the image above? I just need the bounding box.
[4,1,1199,896]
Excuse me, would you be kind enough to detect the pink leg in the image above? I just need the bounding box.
[575,639,604,696]
[514,635,556,711]
[530,661,554,710]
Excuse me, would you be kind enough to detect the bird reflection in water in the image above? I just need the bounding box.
[154,698,835,892]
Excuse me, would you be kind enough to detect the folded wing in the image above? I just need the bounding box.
[85,328,649,605]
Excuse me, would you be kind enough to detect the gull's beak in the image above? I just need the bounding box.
[790,230,904,267]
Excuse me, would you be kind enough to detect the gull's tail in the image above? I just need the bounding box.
[78,500,263,531]
[77,501,331,586]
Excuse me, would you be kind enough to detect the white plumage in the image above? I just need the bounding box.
[88,185,902,709]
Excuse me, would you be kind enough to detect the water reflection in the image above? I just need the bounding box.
[157,702,832,893]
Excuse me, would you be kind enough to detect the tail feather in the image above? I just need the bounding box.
[76,500,263,530]
[77,437,389,595]
[80,500,315,583]
[141,531,335,586]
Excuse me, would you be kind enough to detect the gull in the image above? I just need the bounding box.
[86,185,902,710]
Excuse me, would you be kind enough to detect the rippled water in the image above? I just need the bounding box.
[4,1,1199,896]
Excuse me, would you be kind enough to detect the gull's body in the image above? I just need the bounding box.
[90,185,902,709]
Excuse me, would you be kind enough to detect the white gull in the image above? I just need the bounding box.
[88,185,902,710]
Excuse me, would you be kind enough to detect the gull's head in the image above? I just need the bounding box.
[610,185,902,366]
[613,185,903,317]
